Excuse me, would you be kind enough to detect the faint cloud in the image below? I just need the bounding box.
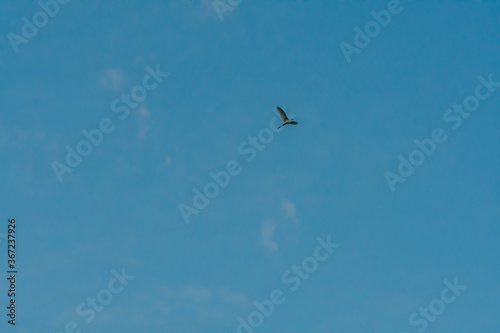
[152,285,249,323]
[175,286,212,303]
[159,156,172,171]
[99,69,126,92]
[261,219,278,252]
[159,285,247,305]
[196,0,220,20]
[139,106,151,117]
[281,198,298,223]
[216,288,247,305]
[60,283,248,329]
[137,106,152,139]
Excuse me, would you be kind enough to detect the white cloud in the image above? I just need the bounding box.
[261,219,278,252]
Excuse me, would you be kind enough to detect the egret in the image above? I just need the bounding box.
[275,106,298,129]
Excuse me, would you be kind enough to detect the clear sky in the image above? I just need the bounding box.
[1,1,499,332]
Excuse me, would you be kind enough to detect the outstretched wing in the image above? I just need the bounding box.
[276,106,289,122]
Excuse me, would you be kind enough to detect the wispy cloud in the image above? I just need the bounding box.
[99,69,126,92]
[139,106,151,117]
[261,219,278,252]
[160,286,247,305]
[137,106,152,139]
[91,285,248,328]
[145,286,247,322]
[281,198,298,223]
[164,286,212,303]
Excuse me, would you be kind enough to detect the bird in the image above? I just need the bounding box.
[275,106,298,129]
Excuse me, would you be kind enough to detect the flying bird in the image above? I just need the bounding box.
[275,106,298,129]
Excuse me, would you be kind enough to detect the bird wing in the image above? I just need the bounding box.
[276,106,289,122]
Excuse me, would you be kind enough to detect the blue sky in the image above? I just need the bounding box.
[1,0,499,332]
